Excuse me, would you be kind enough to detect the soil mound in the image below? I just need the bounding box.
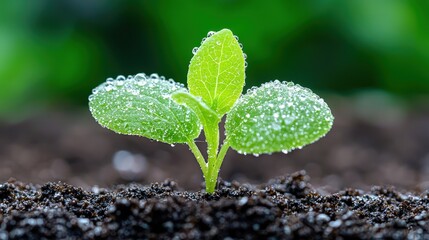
[1,171,428,239]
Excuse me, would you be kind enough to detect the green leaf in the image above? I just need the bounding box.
[188,29,246,116]
[172,91,220,128]
[225,81,334,155]
[89,74,201,144]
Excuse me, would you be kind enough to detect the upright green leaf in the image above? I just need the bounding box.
[188,29,246,115]
[89,74,201,144]
[225,81,334,155]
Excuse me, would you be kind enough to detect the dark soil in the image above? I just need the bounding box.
[1,171,428,239]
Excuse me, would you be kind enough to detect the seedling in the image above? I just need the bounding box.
[89,29,334,193]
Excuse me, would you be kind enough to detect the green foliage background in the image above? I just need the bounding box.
[1,0,428,119]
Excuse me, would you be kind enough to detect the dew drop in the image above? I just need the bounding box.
[116,75,126,81]
[216,41,221,45]
[234,35,239,41]
[207,31,216,37]
[150,73,159,79]
[243,53,247,60]
[192,47,199,55]
[244,62,248,68]
[105,85,115,91]
[134,73,147,81]
[137,80,146,86]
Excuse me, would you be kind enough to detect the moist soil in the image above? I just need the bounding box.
[1,171,428,239]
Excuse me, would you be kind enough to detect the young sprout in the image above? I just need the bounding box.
[89,29,334,193]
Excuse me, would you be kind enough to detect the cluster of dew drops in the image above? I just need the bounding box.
[89,73,185,102]
[229,80,334,157]
[89,72,198,145]
[242,80,333,126]
[192,31,248,68]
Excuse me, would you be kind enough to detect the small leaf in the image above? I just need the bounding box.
[89,74,201,144]
[225,81,334,154]
[188,29,245,115]
[172,91,220,128]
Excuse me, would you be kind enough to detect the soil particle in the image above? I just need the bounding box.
[1,171,428,239]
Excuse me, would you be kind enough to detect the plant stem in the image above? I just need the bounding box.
[187,140,207,175]
[215,141,230,171]
[205,124,219,193]
[205,140,230,193]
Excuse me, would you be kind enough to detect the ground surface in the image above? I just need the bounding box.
[0,171,428,239]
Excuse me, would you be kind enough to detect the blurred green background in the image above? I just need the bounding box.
[1,0,429,119]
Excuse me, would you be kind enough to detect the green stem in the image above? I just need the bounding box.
[215,141,230,171]
[205,124,219,193]
[187,140,207,176]
[171,92,227,193]
[188,129,229,194]
[205,140,230,193]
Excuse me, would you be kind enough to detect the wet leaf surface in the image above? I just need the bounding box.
[226,81,334,154]
[89,74,201,144]
[188,29,246,115]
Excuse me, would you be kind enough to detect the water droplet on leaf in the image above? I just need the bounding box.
[192,47,199,55]
[150,73,159,79]
[207,31,216,37]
